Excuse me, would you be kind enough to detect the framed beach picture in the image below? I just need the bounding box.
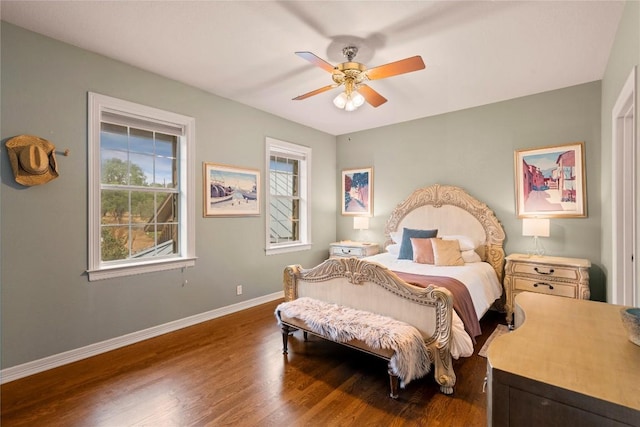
[341,167,373,216]
[203,162,260,217]
[514,142,586,218]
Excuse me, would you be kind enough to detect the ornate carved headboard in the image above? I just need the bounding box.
[383,184,506,282]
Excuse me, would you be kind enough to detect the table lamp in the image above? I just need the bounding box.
[522,218,550,256]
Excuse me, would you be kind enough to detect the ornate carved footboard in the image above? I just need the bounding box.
[280,257,456,396]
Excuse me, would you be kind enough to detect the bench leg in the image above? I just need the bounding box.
[281,324,291,354]
[388,365,399,399]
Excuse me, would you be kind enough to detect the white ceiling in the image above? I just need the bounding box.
[0,1,625,136]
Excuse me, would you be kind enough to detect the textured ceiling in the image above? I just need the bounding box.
[0,1,625,136]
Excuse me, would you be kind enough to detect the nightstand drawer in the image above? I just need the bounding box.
[330,246,367,257]
[511,262,581,280]
[512,277,576,298]
[329,242,380,258]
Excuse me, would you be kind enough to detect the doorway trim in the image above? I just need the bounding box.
[612,66,637,306]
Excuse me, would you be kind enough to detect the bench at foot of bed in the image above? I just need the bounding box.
[276,297,456,398]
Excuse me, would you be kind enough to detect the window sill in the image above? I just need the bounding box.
[87,257,197,281]
[265,243,311,256]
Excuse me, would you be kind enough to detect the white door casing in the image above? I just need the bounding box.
[612,66,637,306]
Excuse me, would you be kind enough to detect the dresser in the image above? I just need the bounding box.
[503,253,590,324]
[329,241,379,259]
[487,292,640,426]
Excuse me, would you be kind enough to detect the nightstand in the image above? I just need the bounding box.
[329,241,380,259]
[503,253,590,324]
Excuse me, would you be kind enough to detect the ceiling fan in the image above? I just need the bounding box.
[293,46,425,111]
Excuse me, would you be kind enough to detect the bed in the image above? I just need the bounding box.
[278,184,506,396]
[365,184,506,357]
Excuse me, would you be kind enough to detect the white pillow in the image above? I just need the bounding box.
[386,243,400,256]
[390,230,402,244]
[440,235,478,251]
[461,250,482,263]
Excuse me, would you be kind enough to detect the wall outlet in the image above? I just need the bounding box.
[236,285,243,295]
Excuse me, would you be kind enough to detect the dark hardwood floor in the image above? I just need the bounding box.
[1,300,504,426]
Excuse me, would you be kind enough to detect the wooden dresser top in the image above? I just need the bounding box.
[487,292,640,411]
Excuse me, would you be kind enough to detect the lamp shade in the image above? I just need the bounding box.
[522,218,550,237]
[352,91,365,107]
[353,216,370,230]
[333,92,348,109]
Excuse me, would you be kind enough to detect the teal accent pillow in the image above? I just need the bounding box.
[398,227,438,260]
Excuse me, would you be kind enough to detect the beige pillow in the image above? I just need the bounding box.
[410,237,438,264]
[431,238,465,266]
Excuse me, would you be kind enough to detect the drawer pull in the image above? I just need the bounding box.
[341,249,351,254]
[533,282,554,290]
[534,267,555,275]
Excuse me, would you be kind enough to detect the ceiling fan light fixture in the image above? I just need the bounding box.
[352,90,365,107]
[344,98,357,112]
[334,90,363,112]
[333,92,348,109]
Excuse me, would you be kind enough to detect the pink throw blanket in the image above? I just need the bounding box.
[393,271,481,343]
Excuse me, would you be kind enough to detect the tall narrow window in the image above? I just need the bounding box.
[88,93,195,280]
[266,137,311,254]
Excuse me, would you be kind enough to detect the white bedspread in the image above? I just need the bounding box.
[363,252,503,358]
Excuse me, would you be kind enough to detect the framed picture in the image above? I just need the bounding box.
[514,142,586,218]
[203,162,260,217]
[342,167,373,216]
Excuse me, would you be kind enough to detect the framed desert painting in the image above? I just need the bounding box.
[203,162,260,217]
[514,142,586,218]
[342,167,373,216]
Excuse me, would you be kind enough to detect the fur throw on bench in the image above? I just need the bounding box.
[276,297,432,387]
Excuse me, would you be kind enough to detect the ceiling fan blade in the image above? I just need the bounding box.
[292,84,337,101]
[358,84,387,108]
[295,51,335,73]
[365,56,425,80]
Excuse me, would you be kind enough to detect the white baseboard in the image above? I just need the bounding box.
[1,291,284,384]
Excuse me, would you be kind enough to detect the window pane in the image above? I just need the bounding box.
[101,155,129,185]
[101,225,129,261]
[130,190,155,221]
[101,189,129,224]
[156,133,176,158]
[273,171,290,196]
[101,123,128,151]
[129,153,153,186]
[130,223,156,257]
[269,198,298,243]
[156,193,177,223]
[155,222,178,255]
[155,156,176,188]
[129,128,154,155]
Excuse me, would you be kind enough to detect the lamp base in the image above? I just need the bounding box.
[527,236,545,257]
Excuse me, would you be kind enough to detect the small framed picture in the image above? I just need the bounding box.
[514,142,586,218]
[341,167,373,216]
[203,162,260,217]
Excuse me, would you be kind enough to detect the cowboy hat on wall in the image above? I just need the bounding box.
[6,135,59,186]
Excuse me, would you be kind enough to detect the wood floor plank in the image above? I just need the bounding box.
[1,300,503,426]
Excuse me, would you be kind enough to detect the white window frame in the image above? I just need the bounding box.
[87,92,196,281]
[265,137,311,255]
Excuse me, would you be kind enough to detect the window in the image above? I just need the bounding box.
[265,137,311,254]
[88,93,195,281]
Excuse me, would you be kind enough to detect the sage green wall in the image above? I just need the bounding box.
[336,82,605,299]
[600,0,640,303]
[3,3,637,370]
[0,23,336,368]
